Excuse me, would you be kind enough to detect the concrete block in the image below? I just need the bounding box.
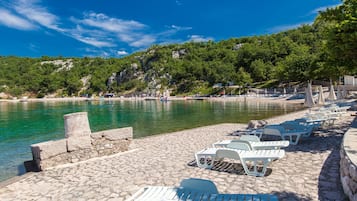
[64,112,91,138]
[67,136,92,151]
[101,127,133,141]
[31,139,67,160]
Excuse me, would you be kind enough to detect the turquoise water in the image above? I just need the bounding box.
[0,99,303,182]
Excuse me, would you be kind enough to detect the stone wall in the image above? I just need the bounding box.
[340,117,357,201]
[29,112,133,171]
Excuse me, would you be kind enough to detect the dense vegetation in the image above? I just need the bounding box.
[0,0,356,98]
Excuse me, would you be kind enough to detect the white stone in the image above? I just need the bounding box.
[64,112,91,138]
[31,139,67,160]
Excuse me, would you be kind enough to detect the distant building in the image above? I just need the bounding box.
[344,75,357,86]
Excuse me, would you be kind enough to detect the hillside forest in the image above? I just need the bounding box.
[0,0,356,98]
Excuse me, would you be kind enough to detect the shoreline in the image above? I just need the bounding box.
[0,96,305,185]
[0,109,309,186]
[0,106,307,185]
[0,95,305,104]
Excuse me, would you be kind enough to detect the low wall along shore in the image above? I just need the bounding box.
[340,116,357,201]
[28,112,133,171]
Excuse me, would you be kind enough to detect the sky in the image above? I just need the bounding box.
[0,0,341,58]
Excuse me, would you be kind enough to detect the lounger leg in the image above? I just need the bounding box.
[283,134,300,145]
[240,159,253,176]
[241,159,271,177]
[290,134,300,145]
[195,154,214,169]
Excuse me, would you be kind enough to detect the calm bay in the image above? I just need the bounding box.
[0,99,303,182]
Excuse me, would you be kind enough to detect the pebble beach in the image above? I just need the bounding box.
[0,99,355,201]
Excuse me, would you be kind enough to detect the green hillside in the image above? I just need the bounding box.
[0,0,355,98]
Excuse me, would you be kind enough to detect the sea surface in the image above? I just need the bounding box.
[0,99,303,182]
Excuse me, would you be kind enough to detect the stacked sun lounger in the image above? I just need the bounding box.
[213,136,289,150]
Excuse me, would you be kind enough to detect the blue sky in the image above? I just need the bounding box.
[0,0,341,58]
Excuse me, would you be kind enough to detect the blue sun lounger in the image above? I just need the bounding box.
[126,178,278,201]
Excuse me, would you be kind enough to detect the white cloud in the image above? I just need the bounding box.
[188,35,214,42]
[64,25,115,48]
[310,4,341,14]
[117,50,128,56]
[78,12,146,32]
[71,11,156,48]
[83,47,126,58]
[13,0,62,31]
[130,35,156,47]
[0,0,195,55]
[171,25,192,31]
[0,8,35,30]
[268,21,313,33]
[117,33,135,43]
[70,32,115,48]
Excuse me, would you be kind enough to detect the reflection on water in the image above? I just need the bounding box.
[0,99,303,182]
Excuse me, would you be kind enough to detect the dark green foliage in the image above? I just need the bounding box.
[316,0,357,77]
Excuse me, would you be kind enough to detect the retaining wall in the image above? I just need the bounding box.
[29,112,133,170]
[340,116,357,201]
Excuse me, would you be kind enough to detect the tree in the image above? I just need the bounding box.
[250,59,273,81]
[317,0,357,72]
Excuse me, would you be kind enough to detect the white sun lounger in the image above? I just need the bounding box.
[212,139,289,150]
[195,148,285,177]
[126,178,278,201]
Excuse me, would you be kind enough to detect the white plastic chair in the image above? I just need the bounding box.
[195,148,285,177]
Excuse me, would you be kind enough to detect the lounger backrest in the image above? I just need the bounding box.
[240,135,260,142]
[281,122,313,132]
[216,149,241,160]
[228,141,253,150]
[263,125,283,135]
[179,178,219,194]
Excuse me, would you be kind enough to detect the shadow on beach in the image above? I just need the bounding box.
[187,160,273,176]
[268,117,352,200]
[272,191,313,201]
[219,114,355,200]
